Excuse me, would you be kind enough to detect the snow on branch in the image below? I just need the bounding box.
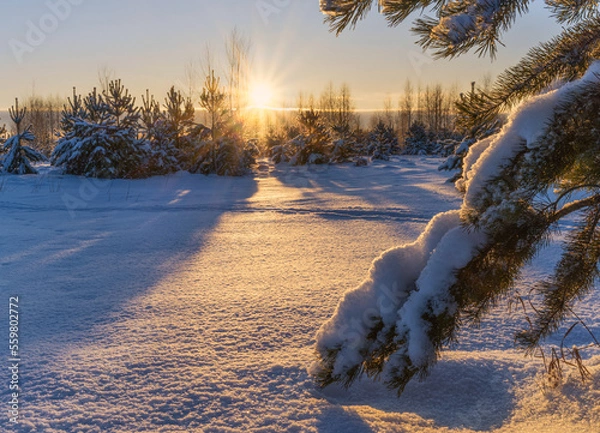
[413,0,530,58]
[312,60,600,394]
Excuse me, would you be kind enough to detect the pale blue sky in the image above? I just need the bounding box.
[0,1,561,110]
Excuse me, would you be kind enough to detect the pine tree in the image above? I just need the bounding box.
[190,133,257,176]
[200,70,228,141]
[140,89,181,175]
[141,87,205,174]
[329,137,357,164]
[367,121,399,161]
[314,0,600,394]
[191,71,256,176]
[1,98,46,175]
[288,109,332,165]
[266,127,292,164]
[402,121,432,156]
[52,81,146,178]
[162,86,199,157]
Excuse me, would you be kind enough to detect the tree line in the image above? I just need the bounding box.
[0,74,480,178]
[0,25,484,178]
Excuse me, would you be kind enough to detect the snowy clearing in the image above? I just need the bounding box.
[1,157,599,432]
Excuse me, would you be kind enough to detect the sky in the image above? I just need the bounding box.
[0,0,562,111]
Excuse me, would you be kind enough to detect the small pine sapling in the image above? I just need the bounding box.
[2,98,46,175]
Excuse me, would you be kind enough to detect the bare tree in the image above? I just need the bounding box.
[97,65,116,93]
[422,84,445,134]
[318,82,355,132]
[338,83,355,132]
[297,91,306,113]
[183,61,200,102]
[382,94,396,130]
[400,79,414,138]
[226,28,252,115]
[416,82,423,124]
[24,93,63,155]
[319,82,337,126]
[199,43,217,81]
[442,84,459,131]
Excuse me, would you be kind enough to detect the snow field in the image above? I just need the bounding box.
[0,157,598,432]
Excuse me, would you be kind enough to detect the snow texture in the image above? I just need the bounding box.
[1,156,599,432]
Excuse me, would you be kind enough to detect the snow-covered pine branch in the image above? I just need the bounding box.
[313,61,600,394]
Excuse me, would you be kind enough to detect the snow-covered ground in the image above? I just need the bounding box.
[1,157,599,432]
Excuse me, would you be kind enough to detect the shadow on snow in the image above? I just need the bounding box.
[317,355,516,432]
[0,172,258,350]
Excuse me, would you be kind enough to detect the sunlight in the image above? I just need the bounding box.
[249,82,274,108]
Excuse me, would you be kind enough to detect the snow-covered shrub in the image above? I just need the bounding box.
[270,142,293,164]
[330,138,357,163]
[353,156,370,167]
[271,110,339,165]
[265,124,301,159]
[435,136,461,158]
[265,127,284,154]
[1,100,46,175]
[270,115,338,166]
[190,135,258,176]
[2,128,46,174]
[266,128,289,163]
[52,82,146,179]
[53,119,146,179]
[140,87,208,175]
[367,121,399,160]
[288,109,332,166]
[288,136,330,165]
[402,121,433,156]
[142,117,183,175]
[403,123,463,158]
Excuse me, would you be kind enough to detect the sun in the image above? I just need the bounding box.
[249,82,274,108]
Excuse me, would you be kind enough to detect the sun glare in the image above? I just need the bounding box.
[249,82,274,108]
